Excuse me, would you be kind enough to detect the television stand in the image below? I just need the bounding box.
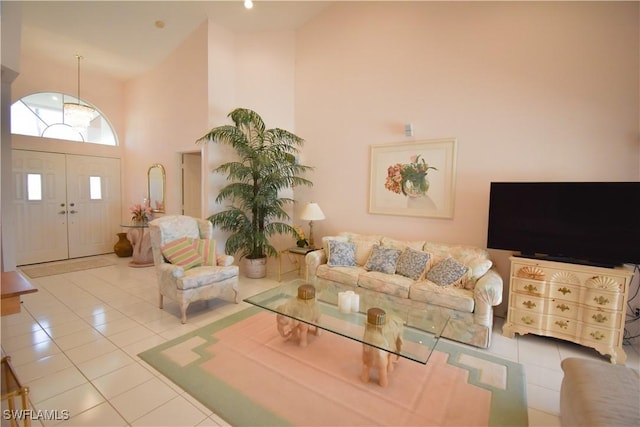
[503,256,632,364]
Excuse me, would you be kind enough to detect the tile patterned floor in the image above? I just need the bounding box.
[1,254,639,426]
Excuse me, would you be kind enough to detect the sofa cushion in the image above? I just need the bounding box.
[358,271,413,299]
[427,257,470,287]
[409,280,475,312]
[364,245,402,274]
[339,232,382,243]
[381,236,425,251]
[316,264,363,287]
[161,237,203,270]
[327,240,357,267]
[396,248,431,280]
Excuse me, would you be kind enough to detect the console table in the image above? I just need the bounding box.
[502,256,632,364]
[1,271,38,316]
[120,223,153,267]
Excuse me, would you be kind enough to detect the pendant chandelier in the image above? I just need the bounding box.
[63,54,96,129]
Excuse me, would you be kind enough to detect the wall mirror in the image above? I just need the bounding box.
[148,163,166,213]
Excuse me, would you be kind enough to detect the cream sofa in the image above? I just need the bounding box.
[306,232,503,348]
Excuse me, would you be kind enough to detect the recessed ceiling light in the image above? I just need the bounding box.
[244,0,253,9]
[155,20,165,29]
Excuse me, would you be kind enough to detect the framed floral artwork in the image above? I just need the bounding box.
[369,138,457,218]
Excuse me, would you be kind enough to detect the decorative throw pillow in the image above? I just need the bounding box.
[192,238,216,266]
[161,237,203,270]
[396,247,431,280]
[364,245,402,274]
[427,257,470,287]
[327,241,357,267]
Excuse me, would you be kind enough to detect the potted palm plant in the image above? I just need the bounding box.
[197,108,313,278]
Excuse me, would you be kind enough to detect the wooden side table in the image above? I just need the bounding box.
[278,247,322,282]
[1,272,38,316]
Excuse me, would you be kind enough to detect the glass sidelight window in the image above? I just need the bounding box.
[89,176,102,200]
[27,173,42,201]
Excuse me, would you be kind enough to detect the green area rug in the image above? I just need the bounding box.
[139,307,528,426]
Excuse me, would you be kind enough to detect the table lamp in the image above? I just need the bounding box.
[300,202,325,248]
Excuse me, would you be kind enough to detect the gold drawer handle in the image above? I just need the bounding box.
[522,300,536,309]
[521,316,534,325]
[592,314,608,323]
[590,331,606,341]
[556,304,570,312]
[558,287,572,295]
[523,284,538,293]
[555,320,569,329]
[593,296,610,306]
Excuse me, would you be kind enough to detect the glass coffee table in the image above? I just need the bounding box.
[244,279,450,365]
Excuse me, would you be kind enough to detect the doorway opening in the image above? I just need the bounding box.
[181,152,202,217]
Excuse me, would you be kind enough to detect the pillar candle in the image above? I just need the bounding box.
[350,293,360,313]
[338,292,351,313]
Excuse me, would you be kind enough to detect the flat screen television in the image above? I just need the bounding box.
[487,182,640,267]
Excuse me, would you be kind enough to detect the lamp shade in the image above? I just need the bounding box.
[300,203,325,221]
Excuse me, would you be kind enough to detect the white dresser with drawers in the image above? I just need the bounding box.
[502,256,632,364]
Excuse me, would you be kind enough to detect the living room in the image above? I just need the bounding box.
[1,1,639,426]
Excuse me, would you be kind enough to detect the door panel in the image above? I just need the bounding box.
[66,155,121,258]
[13,150,69,265]
[13,150,122,265]
[182,152,202,217]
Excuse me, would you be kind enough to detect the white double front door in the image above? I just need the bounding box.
[12,150,121,265]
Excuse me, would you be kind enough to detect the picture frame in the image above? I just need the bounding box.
[369,138,457,218]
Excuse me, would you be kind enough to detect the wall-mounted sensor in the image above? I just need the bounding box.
[404,123,413,137]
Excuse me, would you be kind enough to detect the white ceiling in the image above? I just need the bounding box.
[18,1,332,80]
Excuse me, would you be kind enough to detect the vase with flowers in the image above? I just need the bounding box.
[293,225,308,248]
[130,203,152,225]
[384,154,437,198]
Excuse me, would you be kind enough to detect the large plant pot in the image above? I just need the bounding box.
[244,257,267,279]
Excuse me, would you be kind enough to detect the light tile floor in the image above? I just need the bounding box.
[1,254,639,427]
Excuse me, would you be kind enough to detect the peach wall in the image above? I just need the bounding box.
[125,21,208,216]
[205,25,298,260]
[294,2,639,307]
[12,54,126,148]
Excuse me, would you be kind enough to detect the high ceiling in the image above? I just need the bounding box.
[17,1,332,80]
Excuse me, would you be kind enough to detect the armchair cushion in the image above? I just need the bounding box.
[193,238,217,266]
[161,237,203,270]
[177,265,239,290]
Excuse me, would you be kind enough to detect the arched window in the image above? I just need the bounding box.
[11,92,118,146]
